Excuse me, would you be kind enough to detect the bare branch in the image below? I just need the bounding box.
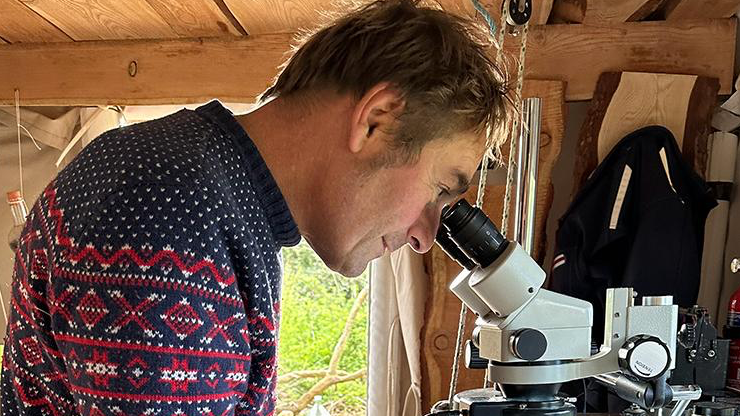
[279,369,352,384]
[276,286,369,415]
[277,369,367,414]
[328,286,368,373]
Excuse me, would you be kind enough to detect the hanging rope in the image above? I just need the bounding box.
[445,0,531,404]
[499,22,529,239]
[475,0,512,209]
[15,89,24,198]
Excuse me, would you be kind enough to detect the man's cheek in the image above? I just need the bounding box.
[394,202,430,228]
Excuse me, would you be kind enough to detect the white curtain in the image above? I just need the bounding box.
[368,246,428,416]
[698,132,738,324]
[0,106,121,340]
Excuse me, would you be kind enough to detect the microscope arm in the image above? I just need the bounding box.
[593,372,701,413]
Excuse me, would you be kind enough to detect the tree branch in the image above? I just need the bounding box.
[328,286,368,374]
[276,286,369,415]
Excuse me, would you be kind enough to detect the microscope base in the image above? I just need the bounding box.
[453,388,577,416]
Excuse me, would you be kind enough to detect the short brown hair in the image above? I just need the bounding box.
[261,0,510,164]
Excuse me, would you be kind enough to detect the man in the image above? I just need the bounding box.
[1,0,509,414]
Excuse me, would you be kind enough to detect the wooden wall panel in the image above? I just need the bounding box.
[572,72,719,195]
[0,0,71,43]
[518,18,735,100]
[663,0,740,20]
[420,80,566,412]
[19,0,178,40]
[143,0,241,37]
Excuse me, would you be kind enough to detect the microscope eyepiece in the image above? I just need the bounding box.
[435,225,477,270]
[438,199,508,269]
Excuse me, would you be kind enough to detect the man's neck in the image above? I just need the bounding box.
[235,95,350,238]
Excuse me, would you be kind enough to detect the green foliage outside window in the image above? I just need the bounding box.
[277,241,369,415]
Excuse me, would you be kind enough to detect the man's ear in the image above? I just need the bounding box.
[348,82,405,154]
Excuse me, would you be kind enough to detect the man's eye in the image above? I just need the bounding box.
[438,187,450,197]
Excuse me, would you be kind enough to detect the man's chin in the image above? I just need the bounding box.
[337,263,369,278]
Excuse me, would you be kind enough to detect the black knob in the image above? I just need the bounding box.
[465,340,489,369]
[510,328,547,361]
[618,335,671,380]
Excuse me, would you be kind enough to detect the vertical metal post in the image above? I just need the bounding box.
[513,98,542,255]
[522,98,542,255]
[513,108,526,245]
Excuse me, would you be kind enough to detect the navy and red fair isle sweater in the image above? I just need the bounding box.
[1,101,301,416]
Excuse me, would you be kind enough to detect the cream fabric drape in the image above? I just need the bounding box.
[698,132,738,324]
[368,246,428,416]
[0,106,121,340]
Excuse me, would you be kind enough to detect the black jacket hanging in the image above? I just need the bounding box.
[549,125,717,340]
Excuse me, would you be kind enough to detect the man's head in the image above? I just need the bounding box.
[260,0,510,276]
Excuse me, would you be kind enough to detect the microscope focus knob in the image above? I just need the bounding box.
[509,328,547,361]
[618,335,671,380]
[464,340,489,369]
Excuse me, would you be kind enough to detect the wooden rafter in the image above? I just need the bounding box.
[662,0,740,20]
[0,19,735,105]
[142,0,241,37]
[583,0,666,23]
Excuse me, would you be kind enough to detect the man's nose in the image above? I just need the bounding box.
[406,204,442,254]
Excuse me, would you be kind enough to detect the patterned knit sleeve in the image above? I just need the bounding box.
[3,183,256,416]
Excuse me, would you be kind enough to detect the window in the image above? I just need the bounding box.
[277,241,369,415]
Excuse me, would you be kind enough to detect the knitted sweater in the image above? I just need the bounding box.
[1,101,301,416]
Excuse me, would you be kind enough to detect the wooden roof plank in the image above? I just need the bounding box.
[0,19,734,105]
[222,0,531,36]
[663,0,740,20]
[143,0,241,37]
[0,0,72,43]
[222,0,335,35]
[19,0,178,40]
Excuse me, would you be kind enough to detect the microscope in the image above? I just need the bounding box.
[429,198,702,416]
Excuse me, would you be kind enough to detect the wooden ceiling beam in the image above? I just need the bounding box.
[0,34,290,106]
[0,0,72,43]
[0,19,734,106]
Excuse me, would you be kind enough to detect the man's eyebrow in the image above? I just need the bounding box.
[451,169,471,195]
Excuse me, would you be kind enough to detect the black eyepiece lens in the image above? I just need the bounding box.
[439,199,508,269]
